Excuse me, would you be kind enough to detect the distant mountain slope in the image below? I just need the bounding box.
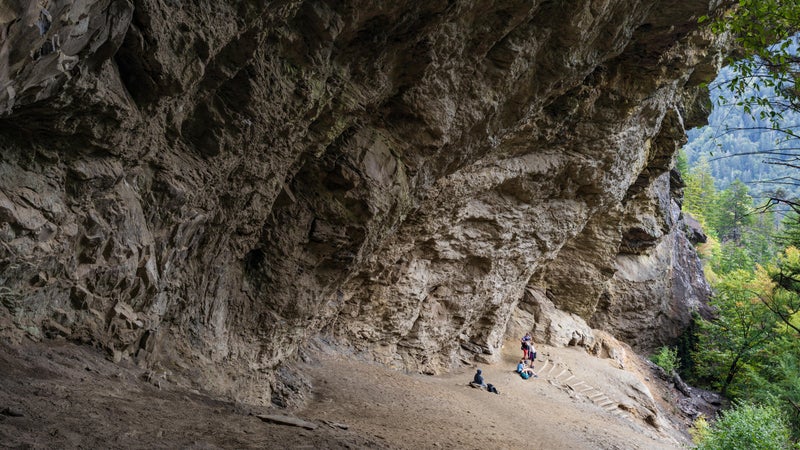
[683,56,800,202]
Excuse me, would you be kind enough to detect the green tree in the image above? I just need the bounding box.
[742,207,779,267]
[714,243,754,274]
[715,180,754,243]
[767,246,800,336]
[676,149,690,178]
[704,1,800,122]
[693,402,792,450]
[693,270,778,396]
[747,337,800,439]
[777,212,800,251]
[684,156,719,232]
[650,346,681,375]
[700,1,800,209]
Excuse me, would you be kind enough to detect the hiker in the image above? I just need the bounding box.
[470,369,499,394]
[520,332,532,359]
[522,361,537,379]
[472,368,486,387]
[516,359,537,379]
[527,340,537,362]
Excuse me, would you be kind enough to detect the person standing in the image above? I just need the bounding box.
[520,332,532,359]
[527,340,537,362]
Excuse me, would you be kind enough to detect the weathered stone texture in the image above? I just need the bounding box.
[0,0,717,401]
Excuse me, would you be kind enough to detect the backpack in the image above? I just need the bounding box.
[520,372,530,380]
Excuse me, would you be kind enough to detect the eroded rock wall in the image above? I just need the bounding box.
[0,0,718,401]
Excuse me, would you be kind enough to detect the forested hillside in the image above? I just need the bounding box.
[683,48,800,203]
[674,33,800,447]
[676,126,800,449]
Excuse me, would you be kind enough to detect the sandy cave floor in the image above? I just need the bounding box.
[0,335,691,449]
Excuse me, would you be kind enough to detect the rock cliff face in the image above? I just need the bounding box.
[0,0,716,402]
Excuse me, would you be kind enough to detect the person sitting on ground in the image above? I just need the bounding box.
[516,359,537,379]
[521,362,538,379]
[472,368,486,387]
[470,369,499,393]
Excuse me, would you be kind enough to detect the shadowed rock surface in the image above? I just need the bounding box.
[1,0,719,405]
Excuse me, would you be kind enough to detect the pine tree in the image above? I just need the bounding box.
[683,156,719,233]
[715,180,754,243]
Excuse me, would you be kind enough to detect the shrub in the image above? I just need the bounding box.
[689,414,711,445]
[694,402,792,450]
[650,346,680,375]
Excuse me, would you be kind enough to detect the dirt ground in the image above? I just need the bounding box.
[0,334,692,449]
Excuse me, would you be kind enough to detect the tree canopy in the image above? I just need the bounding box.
[676,3,800,445]
[689,1,800,210]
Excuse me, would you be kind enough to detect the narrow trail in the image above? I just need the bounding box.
[526,354,633,420]
[475,339,682,444]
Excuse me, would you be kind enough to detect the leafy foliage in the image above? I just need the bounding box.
[693,402,792,450]
[687,244,800,437]
[650,346,680,375]
[687,0,800,206]
[691,269,777,396]
[680,161,779,272]
[683,70,800,203]
[766,247,800,335]
[776,212,800,248]
[683,2,800,444]
[703,0,800,127]
[690,414,712,446]
[681,157,800,436]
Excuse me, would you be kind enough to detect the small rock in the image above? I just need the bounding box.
[701,391,722,406]
[678,402,698,417]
